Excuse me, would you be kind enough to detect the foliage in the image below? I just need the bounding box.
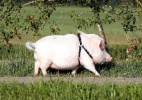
[70,1,142,33]
[109,45,127,61]
[126,38,142,61]
[0,0,56,48]
[0,81,142,100]
[70,0,142,61]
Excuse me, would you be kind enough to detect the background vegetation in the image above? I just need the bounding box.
[0,0,142,99]
[0,0,142,77]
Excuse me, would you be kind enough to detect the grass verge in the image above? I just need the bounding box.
[0,80,142,100]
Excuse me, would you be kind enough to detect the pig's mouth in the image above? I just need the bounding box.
[101,58,114,65]
[101,56,113,65]
[101,58,105,65]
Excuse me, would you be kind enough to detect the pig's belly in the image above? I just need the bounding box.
[50,54,79,70]
[50,63,77,70]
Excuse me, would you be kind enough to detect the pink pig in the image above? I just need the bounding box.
[25,30,112,77]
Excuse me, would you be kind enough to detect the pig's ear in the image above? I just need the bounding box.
[99,39,105,50]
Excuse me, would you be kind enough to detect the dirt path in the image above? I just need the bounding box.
[0,77,142,84]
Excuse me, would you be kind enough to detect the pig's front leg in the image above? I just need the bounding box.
[81,59,100,77]
[85,63,100,77]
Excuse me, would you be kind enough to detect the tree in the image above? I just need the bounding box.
[0,0,141,51]
[0,0,56,49]
[71,0,142,51]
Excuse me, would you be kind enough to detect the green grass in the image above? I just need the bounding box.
[0,44,142,77]
[0,81,142,100]
[1,58,142,77]
[0,45,142,77]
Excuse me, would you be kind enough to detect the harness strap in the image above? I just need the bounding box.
[77,33,93,65]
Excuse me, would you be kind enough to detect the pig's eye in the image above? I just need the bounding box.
[101,48,105,51]
[100,45,105,51]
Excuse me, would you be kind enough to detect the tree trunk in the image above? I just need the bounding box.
[97,23,107,45]
[95,12,108,50]
[89,1,108,50]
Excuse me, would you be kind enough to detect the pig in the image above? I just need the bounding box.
[25,30,112,77]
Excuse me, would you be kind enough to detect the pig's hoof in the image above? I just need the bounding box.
[95,74,100,77]
[33,73,37,77]
[71,73,76,77]
[33,74,36,77]
[71,72,76,77]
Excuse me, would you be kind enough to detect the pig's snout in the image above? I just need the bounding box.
[105,56,112,62]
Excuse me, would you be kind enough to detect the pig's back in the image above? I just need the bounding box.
[35,34,78,49]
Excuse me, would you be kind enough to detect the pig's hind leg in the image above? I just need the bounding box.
[34,61,40,76]
[71,66,79,76]
[34,59,51,76]
[34,60,50,76]
[40,61,51,76]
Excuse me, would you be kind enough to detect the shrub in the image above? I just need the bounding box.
[126,38,142,61]
[109,44,127,61]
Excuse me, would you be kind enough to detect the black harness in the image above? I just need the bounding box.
[77,33,93,65]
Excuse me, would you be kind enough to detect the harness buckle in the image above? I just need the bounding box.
[79,44,84,47]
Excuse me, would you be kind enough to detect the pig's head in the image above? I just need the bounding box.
[92,36,112,64]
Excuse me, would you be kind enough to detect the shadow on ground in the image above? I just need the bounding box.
[42,62,116,75]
